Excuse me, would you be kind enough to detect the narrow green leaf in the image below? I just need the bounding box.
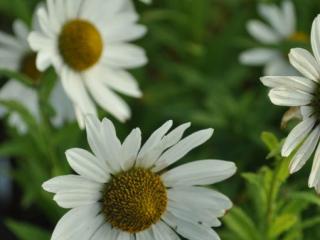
[6,220,50,240]
[269,214,298,238]
[223,207,261,240]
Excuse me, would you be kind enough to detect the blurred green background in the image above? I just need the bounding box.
[1,0,320,239]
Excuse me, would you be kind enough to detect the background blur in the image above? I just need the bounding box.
[1,0,320,239]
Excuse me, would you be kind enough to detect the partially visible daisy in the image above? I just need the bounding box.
[261,14,320,193]
[29,0,147,128]
[240,0,307,75]
[43,115,236,239]
[0,19,74,133]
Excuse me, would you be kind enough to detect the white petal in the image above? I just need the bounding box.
[163,211,220,240]
[289,48,320,82]
[84,115,107,163]
[153,129,214,172]
[301,106,314,119]
[85,76,131,122]
[95,66,142,97]
[66,148,110,183]
[91,223,118,240]
[289,125,320,173]
[42,175,103,193]
[136,120,173,165]
[268,87,313,106]
[309,140,320,188]
[311,15,320,65]
[51,203,101,240]
[53,190,102,209]
[162,160,236,187]
[121,128,142,171]
[60,67,97,116]
[282,117,316,157]
[282,0,296,36]
[260,76,316,93]
[135,229,154,240]
[239,48,279,65]
[264,56,296,76]
[152,221,180,240]
[137,122,191,169]
[103,43,147,69]
[247,20,281,44]
[258,3,290,37]
[101,118,122,173]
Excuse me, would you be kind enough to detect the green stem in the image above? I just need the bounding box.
[264,161,282,240]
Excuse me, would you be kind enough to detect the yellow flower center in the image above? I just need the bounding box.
[103,168,167,233]
[288,32,309,43]
[20,52,41,83]
[58,19,103,72]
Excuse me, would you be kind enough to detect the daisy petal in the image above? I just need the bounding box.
[53,190,102,209]
[239,48,278,66]
[162,160,236,187]
[42,175,103,193]
[260,76,316,92]
[153,129,214,172]
[309,141,320,189]
[136,120,173,166]
[282,117,316,157]
[91,223,118,240]
[289,125,320,174]
[66,148,110,183]
[247,20,281,44]
[51,203,100,240]
[163,211,220,240]
[268,87,313,106]
[289,48,320,81]
[152,221,180,240]
[121,128,142,171]
[311,15,320,65]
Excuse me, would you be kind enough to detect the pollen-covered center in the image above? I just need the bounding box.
[103,168,167,233]
[20,52,41,83]
[58,19,103,71]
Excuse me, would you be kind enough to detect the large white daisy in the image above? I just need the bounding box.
[239,0,306,75]
[43,115,236,240]
[29,0,147,128]
[0,19,74,133]
[260,14,320,193]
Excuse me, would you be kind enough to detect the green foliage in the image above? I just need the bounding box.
[6,220,50,240]
[222,132,320,239]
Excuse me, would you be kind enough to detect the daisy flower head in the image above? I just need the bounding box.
[43,115,236,239]
[0,18,74,133]
[29,0,148,128]
[239,0,308,76]
[260,14,320,193]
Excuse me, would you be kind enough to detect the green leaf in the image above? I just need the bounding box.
[223,207,261,240]
[6,220,50,240]
[290,191,320,206]
[269,214,298,238]
[0,69,34,87]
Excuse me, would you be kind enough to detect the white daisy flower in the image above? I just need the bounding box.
[43,115,236,240]
[0,19,74,133]
[239,0,307,76]
[29,0,148,128]
[260,14,320,193]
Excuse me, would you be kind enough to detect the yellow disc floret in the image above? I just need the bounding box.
[20,52,41,83]
[288,31,309,43]
[103,168,167,233]
[58,19,103,71]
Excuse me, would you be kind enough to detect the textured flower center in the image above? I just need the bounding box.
[288,32,309,43]
[58,19,103,71]
[103,168,167,233]
[20,52,41,82]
